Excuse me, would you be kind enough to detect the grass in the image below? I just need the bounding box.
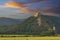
[0,35,60,40]
[0,37,60,40]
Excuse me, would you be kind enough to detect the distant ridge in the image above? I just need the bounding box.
[0,17,23,26]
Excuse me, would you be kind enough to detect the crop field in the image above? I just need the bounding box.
[0,37,60,40]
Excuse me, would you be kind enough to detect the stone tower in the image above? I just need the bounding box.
[34,12,41,26]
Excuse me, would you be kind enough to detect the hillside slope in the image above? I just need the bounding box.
[0,15,60,35]
[0,17,23,26]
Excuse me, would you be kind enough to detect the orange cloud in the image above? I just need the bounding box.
[17,9,37,13]
[0,2,30,8]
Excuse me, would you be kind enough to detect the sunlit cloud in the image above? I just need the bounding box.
[17,9,37,13]
[0,1,30,8]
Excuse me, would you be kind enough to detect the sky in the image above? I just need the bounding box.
[0,0,60,19]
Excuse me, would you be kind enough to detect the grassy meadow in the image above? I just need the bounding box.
[0,37,60,40]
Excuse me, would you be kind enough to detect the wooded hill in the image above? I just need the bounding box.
[0,15,60,36]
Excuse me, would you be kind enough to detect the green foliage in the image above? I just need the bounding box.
[40,30,56,36]
[0,15,60,36]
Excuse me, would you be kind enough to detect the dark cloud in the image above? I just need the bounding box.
[41,0,60,15]
[13,0,47,3]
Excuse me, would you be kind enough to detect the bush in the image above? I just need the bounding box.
[40,30,55,36]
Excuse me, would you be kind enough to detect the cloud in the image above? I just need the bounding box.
[17,0,60,16]
[17,9,37,13]
[41,5,60,15]
[0,0,60,16]
[0,2,30,8]
[13,0,47,3]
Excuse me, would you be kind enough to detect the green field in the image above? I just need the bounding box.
[0,37,60,40]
